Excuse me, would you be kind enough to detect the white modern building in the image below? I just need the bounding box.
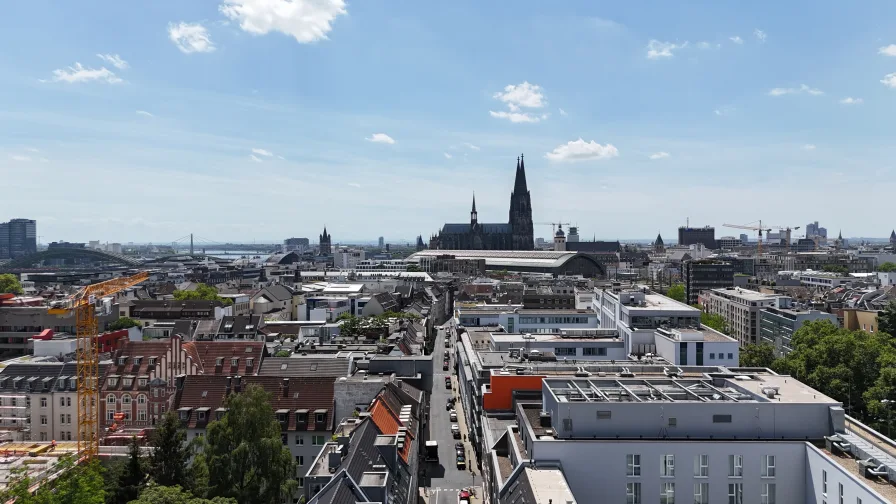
[333,248,366,269]
[704,288,785,345]
[593,286,739,367]
[456,305,598,334]
[486,369,895,504]
[487,330,628,361]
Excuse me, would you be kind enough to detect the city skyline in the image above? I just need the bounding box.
[3,1,896,242]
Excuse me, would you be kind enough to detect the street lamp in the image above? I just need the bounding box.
[882,399,893,438]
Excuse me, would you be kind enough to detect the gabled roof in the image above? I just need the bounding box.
[182,341,265,375]
[258,284,295,302]
[308,469,370,504]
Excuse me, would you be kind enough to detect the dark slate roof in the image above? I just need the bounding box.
[257,357,351,377]
[441,223,470,234]
[0,362,110,392]
[217,315,261,336]
[441,223,511,234]
[499,465,537,504]
[372,292,398,312]
[565,241,621,253]
[394,286,413,299]
[308,469,369,504]
[261,284,295,302]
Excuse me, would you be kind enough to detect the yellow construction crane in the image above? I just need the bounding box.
[723,222,772,255]
[48,272,149,459]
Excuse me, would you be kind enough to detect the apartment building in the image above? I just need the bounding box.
[759,307,839,355]
[683,259,735,305]
[704,288,784,345]
[485,369,894,504]
[0,303,120,357]
[456,305,597,334]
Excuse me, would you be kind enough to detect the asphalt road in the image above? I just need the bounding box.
[424,323,479,504]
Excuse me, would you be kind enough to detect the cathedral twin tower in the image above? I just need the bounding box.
[430,155,534,251]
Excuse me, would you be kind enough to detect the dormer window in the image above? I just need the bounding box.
[216,357,224,366]
[198,411,206,421]
[246,358,254,368]
[118,357,127,366]
[230,358,239,367]
[316,413,325,423]
[108,378,118,387]
[148,357,157,366]
[138,378,147,387]
[134,357,142,366]
[123,378,133,388]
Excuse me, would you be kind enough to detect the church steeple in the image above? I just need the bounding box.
[513,153,529,194]
[470,192,478,225]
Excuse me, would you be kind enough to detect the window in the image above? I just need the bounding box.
[153,388,159,398]
[694,454,709,477]
[728,455,743,477]
[839,483,843,504]
[661,454,675,477]
[315,413,325,423]
[714,414,732,423]
[626,454,641,476]
[149,357,156,366]
[298,477,304,488]
[122,394,132,405]
[710,353,716,359]
[66,414,71,424]
[298,456,304,466]
[108,378,118,387]
[40,415,47,425]
[822,470,827,495]
[281,434,288,445]
[728,353,733,359]
[728,483,743,504]
[296,436,304,445]
[107,410,115,421]
[137,394,147,405]
[67,397,71,407]
[123,378,133,388]
[625,482,641,504]
[60,397,65,407]
[694,483,709,504]
[312,435,325,445]
[138,378,147,387]
[660,482,674,504]
[231,358,239,367]
[555,347,576,356]
[40,432,47,441]
[761,483,776,504]
[597,410,611,420]
[762,455,776,478]
[60,414,65,425]
[198,411,206,421]
[106,394,116,405]
[138,410,147,421]
[40,397,47,408]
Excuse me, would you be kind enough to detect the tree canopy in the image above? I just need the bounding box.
[822,264,849,275]
[0,273,23,295]
[0,457,106,504]
[273,350,291,357]
[878,301,896,338]
[127,485,236,504]
[194,384,297,504]
[109,317,142,331]
[173,284,232,306]
[700,312,728,334]
[149,411,192,489]
[878,262,896,272]
[666,284,686,303]
[739,343,777,368]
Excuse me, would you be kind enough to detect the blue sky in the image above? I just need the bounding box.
[2,1,896,244]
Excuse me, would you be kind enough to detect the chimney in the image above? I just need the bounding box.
[282,378,290,398]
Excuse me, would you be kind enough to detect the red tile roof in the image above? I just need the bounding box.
[173,375,335,430]
[368,390,416,464]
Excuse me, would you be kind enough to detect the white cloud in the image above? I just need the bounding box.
[649,151,670,160]
[839,97,863,105]
[714,106,735,116]
[559,108,568,116]
[488,110,544,123]
[96,53,128,69]
[754,29,767,42]
[878,44,896,57]
[729,36,744,45]
[219,0,347,44]
[347,182,361,188]
[24,147,39,153]
[767,84,824,96]
[463,143,480,151]
[646,39,688,59]
[545,138,619,162]
[881,73,896,88]
[252,148,274,157]
[276,155,286,160]
[168,22,216,53]
[10,155,32,162]
[249,154,263,162]
[802,144,816,151]
[696,41,718,50]
[490,81,548,123]
[136,110,154,117]
[443,152,452,159]
[45,62,122,84]
[366,133,395,144]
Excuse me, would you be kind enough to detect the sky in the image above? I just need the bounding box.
[2,1,896,245]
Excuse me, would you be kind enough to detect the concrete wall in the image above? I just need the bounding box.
[367,356,433,393]
[334,376,388,425]
[654,337,738,367]
[804,443,889,504]
[532,438,806,504]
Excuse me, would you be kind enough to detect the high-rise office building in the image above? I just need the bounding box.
[678,225,716,249]
[378,236,384,248]
[0,218,37,259]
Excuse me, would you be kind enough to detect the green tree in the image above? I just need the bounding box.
[195,385,297,504]
[110,436,146,504]
[1,456,106,504]
[700,312,729,334]
[148,411,191,489]
[128,485,236,504]
[666,284,686,303]
[878,262,896,272]
[109,317,143,331]
[822,264,849,275]
[739,343,777,368]
[0,273,23,295]
[405,264,421,272]
[173,284,232,306]
[774,320,896,421]
[273,350,291,357]
[878,301,896,337]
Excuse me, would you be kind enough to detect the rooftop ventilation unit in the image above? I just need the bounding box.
[761,386,780,399]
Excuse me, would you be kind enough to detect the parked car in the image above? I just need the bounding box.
[455,447,465,458]
[456,455,466,470]
[455,442,464,451]
[449,410,457,422]
[451,424,460,438]
[447,399,454,410]
[445,377,452,389]
[443,360,449,371]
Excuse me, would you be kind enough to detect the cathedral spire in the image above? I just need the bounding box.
[513,153,529,194]
[470,192,478,225]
